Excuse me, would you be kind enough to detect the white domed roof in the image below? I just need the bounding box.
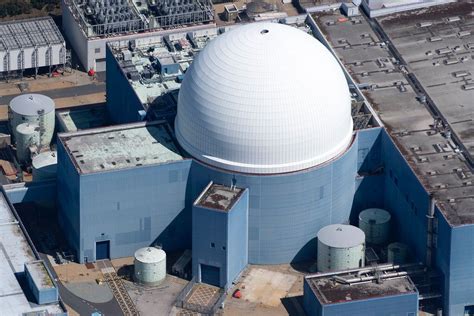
[175,22,353,174]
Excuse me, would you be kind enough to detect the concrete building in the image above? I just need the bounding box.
[56,105,110,133]
[48,9,474,314]
[193,183,249,288]
[0,191,66,315]
[59,22,368,266]
[308,5,474,313]
[24,260,59,305]
[57,121,189,263]
[361,0,456,17]
[105,26,219,124]
[61,0,214,71]
[0,17,66,78]
[304,264,419,315]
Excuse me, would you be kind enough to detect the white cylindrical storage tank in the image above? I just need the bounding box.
[134,247,166,286]
[32,151,57,181]
[387,242,409,264]
[9,94,55,147]
[358,208,391,245]
[15,123,40,163]
[317,224,365,272]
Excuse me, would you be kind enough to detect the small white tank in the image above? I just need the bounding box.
[9,94,55,147]
[134,247,166,286]
[15,123,40,163]
[32,151,57,181]
[358,208,391,245]
[317,224,365,272]
[387,242,409,264]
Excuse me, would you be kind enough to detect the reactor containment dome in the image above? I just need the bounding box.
[176,22,353,174]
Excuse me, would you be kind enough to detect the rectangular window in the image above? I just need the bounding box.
[95,48,101,54]
[210,242,215,248]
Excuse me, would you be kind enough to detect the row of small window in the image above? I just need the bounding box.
[210,242,226,251]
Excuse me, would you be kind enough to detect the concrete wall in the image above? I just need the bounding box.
[24,264,58,305]
[61,0,89,70]
[192,187,248,288]
[189,135,358,264]
[105,46,145,124]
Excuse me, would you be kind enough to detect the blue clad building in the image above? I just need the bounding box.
[192,183,249,288]
[57,121,191,263]
[303,270,419,316]
[53,19,474,315]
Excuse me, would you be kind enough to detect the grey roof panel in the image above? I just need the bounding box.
[0,17,64,52]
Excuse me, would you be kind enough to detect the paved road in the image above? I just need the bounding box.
[38,252,123,316]
[0,82,105,105]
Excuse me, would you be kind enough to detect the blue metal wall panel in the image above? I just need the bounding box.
[57,158,192,263]
[193,204,228,287]
[57,139,81,257]
[227,190,249,287]
[356,127,383,173]
[435,209,451,314]
[321,292,418,316]
[192,189,248,289]
[189,136,358,264]
[106,46,146,124]
[303,279,323,316]
[446,224,474,315]
[351,127,385,223]
[381,131,429,262]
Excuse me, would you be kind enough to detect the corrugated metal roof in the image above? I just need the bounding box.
[0,16,64,52]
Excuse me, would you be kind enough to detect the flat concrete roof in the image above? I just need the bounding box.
[312,6,474,225]
[307,273,417,304]
[0,192,63,315]
[60,121,183,174]
[56,105,110,133]
[25,260,55,290]
[195,183,244,212]
[377,2,474,162]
